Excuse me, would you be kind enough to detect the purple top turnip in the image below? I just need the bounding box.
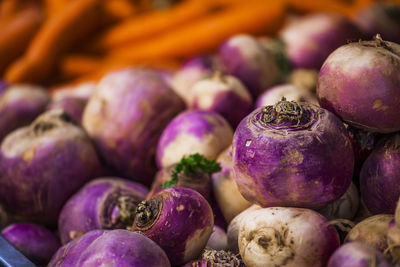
[183,249,244,267]
[360,134,400,214]
[327,241,392,267]
[156,110,233,169]
[206,226,228,251]
[317,36,400,133]
[48,229,171,267]
[132,186,214,266]
[218,34,281,98]
[83,68,185,185]
[188,72,252,127]
[0,84,49,142]
[355,2,400,44]
[0,109,101,226]
[288,69,319,92]
[387,218,400,264]
[238,207,340,267]
[1,223,60,265]
[233,98,354,209]
[0,80,7,96]
[58,177,148,244]
[279,13,362,69]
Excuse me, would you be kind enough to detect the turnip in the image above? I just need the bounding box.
[156,110,233,169]
[0,204,8,229]
[1,223,60,265]
[233,98,354,209]
[317,35,400,133]
[0,109,101,225]
[255,83,318,108]
[183,248,244,267]
[257,37,291,77]
[0,80,7,96]
[132,186,214,265]
[206,226,228,251]
[238,207,339,267]
[387,219,400,263]
[345,214,393,253]
[188,72,252,127]
[58,177,148,244]
[148,153,220,201]
[318,182,359,221]
[288,69,319,92]
[48,229,171,267]
[279,13,362,69]
[327,241,392,267]
[0,84,49,141]
[218,34,281,97]
[83,68,185,185]
[170,56,213,103]
[212,146,251,223]
[355,2,400,44]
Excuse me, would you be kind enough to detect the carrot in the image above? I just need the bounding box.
[286,0,354,17]
[59,54,103,79]
[0,5,43,75]
[90,0,224,51]
[107,0,285,61]
[5,0,101,84]
[44,0,70,17]
[102,0,138,22]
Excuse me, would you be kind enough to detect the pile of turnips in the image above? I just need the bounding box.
[0,4,400,266]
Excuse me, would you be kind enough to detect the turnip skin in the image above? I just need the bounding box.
[360,134,400,214]
[0,80,7,95]
[233,100,353,209]
[48,229,171,267]
[156,110,233,169]
[183,249,245,267]
[238,207,340,267]
[82,68,185,185]
[387,219,400,263]
[206,226,228,251]
[0,84,49,141]
[1,223,60,265]
[327,241,392,267]
[317,37,400,133]
[280,13,362,69]
[58,177,148,244]
[218,34,281,98]
[0,110,101,226]
[132,186,214,266]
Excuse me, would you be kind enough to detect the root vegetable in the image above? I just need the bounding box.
[206,226,228,251]
[183,248,244,267]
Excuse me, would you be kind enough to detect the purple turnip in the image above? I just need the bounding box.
[0,109,101,225]
[218,34,281,98]
[279,13,362,69]
[327,241,392,267]
[82,68,185,185]
[58,177,148,244]
[206,226,228,251]
[0,80,7,96]
[288,69,319,92]
[238,207,340,267]
[212,146,251,223]
[132,186,214,265]
[156,110,233,169]
[188,72,252,127]
[0,84,49,141]
[317,35,400,133]
[1,223,60,265]
[183,248,244,267]
[48,229,171,267]
[233,98,354,209]
[387,218,400,263]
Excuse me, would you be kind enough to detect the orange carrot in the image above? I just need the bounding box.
[5,0,101,84]
[44,0,71,17]
[90,0,224,51]
[0,5,43,75]
[102,0,138,22]
[59,54,103,79]
[107,0,285,61]
[286,0,354,17]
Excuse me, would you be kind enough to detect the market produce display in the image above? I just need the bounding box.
[0,0,400,266]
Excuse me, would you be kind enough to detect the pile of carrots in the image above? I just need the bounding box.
[0,0,397,90]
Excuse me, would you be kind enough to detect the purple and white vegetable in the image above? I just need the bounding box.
[238,207,339,267]
[1,223,60,265]
[188,72,252,127]
[132,186,214,266]
[206,226,228,251]
[255,83,318,109]
[218,34,281,97]
[327,241,392,267]
[288,69,319,92]
[48,229,171,267]
[156,110,233,169]
[183,249,244,267]
[345,214,394,253]
[82,68,185,185]
[58,177,148,244]
[0,109,101,225]
[212,146,251,223]
[233,98,354,209]
[317,36,400,133]
[387,218,400,263]
[0,84,49,141]
[279,13,362,69]
[0,80,7,96]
